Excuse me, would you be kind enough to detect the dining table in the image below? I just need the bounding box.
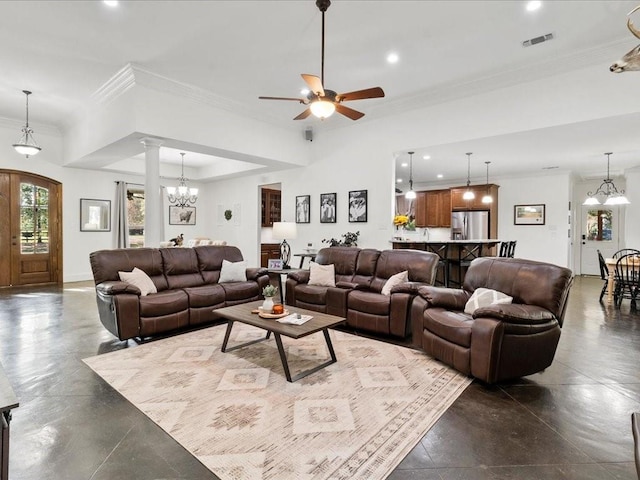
[604,256,640,305]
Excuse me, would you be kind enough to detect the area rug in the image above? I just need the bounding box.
[84,324,471,480]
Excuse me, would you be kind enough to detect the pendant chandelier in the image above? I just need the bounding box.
[463,152,475,200]
[482,161,493,204]
[167,153,198,207]
[583,152,630,206]
[405,151,416,200]
[12,90,42,158]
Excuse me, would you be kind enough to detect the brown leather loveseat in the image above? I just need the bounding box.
[90,245,269,341]
[286,247,439,338]
[411,257,573,383]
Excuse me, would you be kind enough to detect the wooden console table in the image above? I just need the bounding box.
[0,363,18,480]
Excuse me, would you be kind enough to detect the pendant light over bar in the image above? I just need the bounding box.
[482,161,493,204]
[463,152,475,200]
[405,151,416,200]
[12,90,41,158]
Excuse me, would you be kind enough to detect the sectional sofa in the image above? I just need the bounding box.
[285,247,439,338]
[89,245,269,341]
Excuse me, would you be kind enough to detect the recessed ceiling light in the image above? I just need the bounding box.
[437,174,443,179]
[526,1,542,12]
[401,162,408,167]
[396,178,403,183]
[423,155,431,160]
[104,0,118,6]
[386,52,399,64]
[300,88,310,96]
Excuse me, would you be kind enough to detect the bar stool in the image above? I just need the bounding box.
[424,243,449,287]
[448,242,483,288]
[498,241,509,257]
[507,240,517,258]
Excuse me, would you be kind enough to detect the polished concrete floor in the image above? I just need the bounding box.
[0,276,638,480]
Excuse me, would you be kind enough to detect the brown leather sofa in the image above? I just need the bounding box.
[285,247,439,338]
[411,257,573,383]
[90,245,269,341]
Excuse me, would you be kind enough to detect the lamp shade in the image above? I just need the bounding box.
[272,221,297,240]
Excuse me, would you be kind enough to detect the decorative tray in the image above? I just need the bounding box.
[258,309,290,319]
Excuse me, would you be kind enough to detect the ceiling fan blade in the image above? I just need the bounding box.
[335,104,365,121]
[259,96,305,102]
[338,87,385,102]
[294,108,312,120]
[301,74,325,96]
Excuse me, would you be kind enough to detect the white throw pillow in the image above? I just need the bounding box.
[118,267,157,296]
[219,259,247,283]
[464,287,513,315]
[381,270,409,296]
[308,262,336,287]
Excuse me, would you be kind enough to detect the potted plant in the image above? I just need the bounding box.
[322,231,360,247]
[262,284,278,313]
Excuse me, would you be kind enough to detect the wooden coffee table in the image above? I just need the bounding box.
[211,301,346,382]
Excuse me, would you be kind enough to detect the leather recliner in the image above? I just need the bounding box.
[411,257,573,383]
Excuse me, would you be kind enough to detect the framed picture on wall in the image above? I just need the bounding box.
[320,192,337,223]
[295,195,310,223]
[169,206,196,225]
[514,204,545,225]
[80,199,111,232]
[348,190,368,223]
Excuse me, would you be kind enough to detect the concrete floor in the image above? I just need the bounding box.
[0,276,638,480]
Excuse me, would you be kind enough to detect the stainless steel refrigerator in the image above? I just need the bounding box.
[451,211,490,240]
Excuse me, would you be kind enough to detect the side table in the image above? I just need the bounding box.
[293,253,317,268]
[267,268,304,303]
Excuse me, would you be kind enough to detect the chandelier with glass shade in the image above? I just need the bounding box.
[12,90,42,158]
[167,153,198,207]
[583,152,630,206]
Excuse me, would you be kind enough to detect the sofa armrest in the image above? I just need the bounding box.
[96,280,141,296]
[246,267,268,281]
[391,281,429,295]
[288,270,310,284]
[417,286,469,310]
[473,304,556,325]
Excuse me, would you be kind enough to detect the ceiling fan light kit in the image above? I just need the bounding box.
[259,0,384,121]
[13,90,42,158]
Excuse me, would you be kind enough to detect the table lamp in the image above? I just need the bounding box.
[272,221,297,269]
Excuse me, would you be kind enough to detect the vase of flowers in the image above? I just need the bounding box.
[262,285,278,313]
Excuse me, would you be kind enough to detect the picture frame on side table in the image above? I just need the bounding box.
[514,204,545,225]
[295,195,310,223]
[348,190,368,223]
[268,259,283,270]
[80,199,111,232]
[169,206,196,225]
[320,192,337,223]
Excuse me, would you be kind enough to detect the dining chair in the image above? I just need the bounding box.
[613,253,640,308]
[597,249,609,302]
[613,248,640,260]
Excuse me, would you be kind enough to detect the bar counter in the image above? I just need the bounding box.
[391,239,501,286]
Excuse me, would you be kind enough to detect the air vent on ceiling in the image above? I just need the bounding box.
[542,166,559,170]
[522,33,554,47]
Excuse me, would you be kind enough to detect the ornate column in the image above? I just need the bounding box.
[140,137,163,247]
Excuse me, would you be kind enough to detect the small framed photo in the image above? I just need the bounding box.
[320,192,337,223]
[268,259,283,270]
[296,195,310,223]
[169,206,196,225]
[514,204,545,225]
[80,199,111,232]
[348,190,368,223]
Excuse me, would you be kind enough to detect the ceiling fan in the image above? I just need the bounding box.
[259,0,385,121]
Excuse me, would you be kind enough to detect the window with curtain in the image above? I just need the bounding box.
[127,187,145,248]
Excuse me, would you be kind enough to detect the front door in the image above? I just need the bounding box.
[0,170,62,287]
[579,205,619,276]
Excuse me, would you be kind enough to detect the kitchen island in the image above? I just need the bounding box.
[391,239,501,287]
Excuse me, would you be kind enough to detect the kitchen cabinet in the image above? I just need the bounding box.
[425,190,451,227]
[451,184,499,211]
[261,188,281,227]
[414,192,427,227]
[260,243,281,268]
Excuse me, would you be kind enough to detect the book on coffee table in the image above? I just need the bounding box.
[276,314,313,325]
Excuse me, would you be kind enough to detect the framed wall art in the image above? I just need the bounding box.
[348,190,368,223]
[80,199,111,232]
[320,192,337,223]
[295,195,310,223]
[514,204,545,225]
[169,206,196,225]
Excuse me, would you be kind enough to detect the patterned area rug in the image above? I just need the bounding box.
[84,324,471,480]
